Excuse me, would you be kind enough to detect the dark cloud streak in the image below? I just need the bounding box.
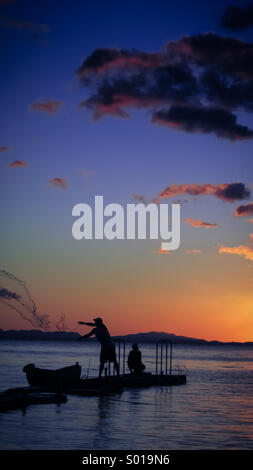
[76,33,253,140]
[158,182,250,202]
[30,100,62,115]
[49,177,68,189]
[0,288,20,301]
[235,202,253,217]
[9,160,27,167]
[0,15,51,33]
[221,4,253,31]
[152,105,253,141]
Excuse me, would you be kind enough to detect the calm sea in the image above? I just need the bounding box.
[0,340,252,450]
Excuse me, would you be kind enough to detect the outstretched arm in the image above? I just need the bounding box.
[77,329,95,341]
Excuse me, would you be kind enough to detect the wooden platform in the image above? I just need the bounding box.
[120,372,187,388]
[21,372,186,395]
[75,373,187,390]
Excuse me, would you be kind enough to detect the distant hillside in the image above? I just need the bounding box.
[0,329,252,346]
[114,331,208,345]
[113,331,253,346]
[0,329,79,341]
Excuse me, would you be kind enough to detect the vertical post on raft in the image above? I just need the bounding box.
[160,341,163,375]
[165,342,168,375]
[169,342,173,376]
[156,342,158,375]
[118,341,121,374]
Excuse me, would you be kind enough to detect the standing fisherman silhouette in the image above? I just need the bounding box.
[77,317,120,378]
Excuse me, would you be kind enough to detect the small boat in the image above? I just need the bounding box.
[23,363,81,387]
[23,363,123,395]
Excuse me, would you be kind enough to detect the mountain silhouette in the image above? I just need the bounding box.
[0,329,252,346]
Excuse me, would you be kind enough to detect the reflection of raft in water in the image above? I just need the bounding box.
[0,388,67,413]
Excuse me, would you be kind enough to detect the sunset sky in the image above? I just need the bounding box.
[0,0,253,342]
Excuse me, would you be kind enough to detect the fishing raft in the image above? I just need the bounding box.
[0,341,187,411]
[22,340,186,394]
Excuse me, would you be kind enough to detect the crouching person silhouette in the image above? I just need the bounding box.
[77,317,119,378]
[128,344,146,375]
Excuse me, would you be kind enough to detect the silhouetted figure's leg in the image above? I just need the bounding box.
[99,360,106,378]
[113,360,120,375]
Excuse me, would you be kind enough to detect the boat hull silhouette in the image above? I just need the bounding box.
[23,363,82,387]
